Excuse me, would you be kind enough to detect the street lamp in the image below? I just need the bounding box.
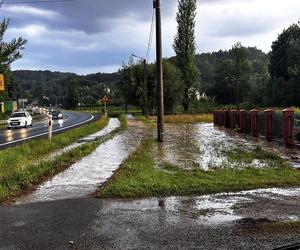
[131,53,149,118]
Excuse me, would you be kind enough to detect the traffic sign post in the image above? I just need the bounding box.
[18,98,28,110]
[101,95,109,117]
[0,74,5,91]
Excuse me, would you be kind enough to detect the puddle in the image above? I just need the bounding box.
[16,124,145,204]
[101,187,300,225]
[154,123,300,170]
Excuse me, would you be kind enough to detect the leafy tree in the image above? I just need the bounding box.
[231,42,251,109]
[163,60,181,113]
[66,79,79,109]
[173,0,200,111]
[0,18,27,101]
[269,22,300,81]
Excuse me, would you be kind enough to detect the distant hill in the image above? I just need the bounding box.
[12,70,121,106]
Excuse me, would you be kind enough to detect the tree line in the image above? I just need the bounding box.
[1,0,300,112]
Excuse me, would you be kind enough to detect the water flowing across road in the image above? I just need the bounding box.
[17,118,145,204]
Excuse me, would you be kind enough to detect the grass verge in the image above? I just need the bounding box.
[97,134,300,199]
[162,114,213,123]
[0,116,113,202]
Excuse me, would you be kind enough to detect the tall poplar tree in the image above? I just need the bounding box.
[173,0,199,111]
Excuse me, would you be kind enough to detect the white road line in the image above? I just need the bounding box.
[0,114,94,147]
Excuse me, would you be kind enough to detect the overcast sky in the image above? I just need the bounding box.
[1,0,300,75]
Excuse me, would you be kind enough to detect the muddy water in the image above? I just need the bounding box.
[17,125,145,204]
[44,118,120,162]
[154,123,300,170]
[103,187,300,225]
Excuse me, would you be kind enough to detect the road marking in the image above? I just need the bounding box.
[0,114,94,148]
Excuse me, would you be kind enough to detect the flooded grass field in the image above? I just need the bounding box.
[154,123,300,170]
[99,120,300,198]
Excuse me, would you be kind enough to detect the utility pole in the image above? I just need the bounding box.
[154,0,164,142]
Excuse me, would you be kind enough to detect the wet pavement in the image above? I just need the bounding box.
[1,187,300,249]
[154,123,300,170]
[43,118,120,162]
[16,119,144,204]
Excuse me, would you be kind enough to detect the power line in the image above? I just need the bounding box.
[2,0,76,4]
[145,8,155,63]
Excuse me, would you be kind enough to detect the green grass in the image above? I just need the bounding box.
[0,116,111,202]
[98,134,300,199]
[135,114,213,124]
[226,146,281,164]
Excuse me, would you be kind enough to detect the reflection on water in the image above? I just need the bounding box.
[154,123,300,170]
[19,128,28,139]
[17,124,145,204]
[103,187,300,225]
[58,119,64,127]
[5,129,13,142]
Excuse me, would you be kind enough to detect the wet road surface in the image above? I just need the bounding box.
[0,111,94,149]
[16,121,145,204]
[1,187,300,249]
[43,118,120,162]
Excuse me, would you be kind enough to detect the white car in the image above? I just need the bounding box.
[7,111,33,129]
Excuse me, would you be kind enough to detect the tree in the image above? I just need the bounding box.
[163,60,181,113]
[66,79,79,109]
[269,22,300,81]
[0,18,27,100]
[231,42,251,110]
[173,0,200,111]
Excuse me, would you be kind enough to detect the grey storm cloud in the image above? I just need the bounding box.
[3,0,175,33]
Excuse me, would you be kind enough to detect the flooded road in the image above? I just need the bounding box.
[103,187,300,225]
[154,123,300,170]
[17,120,144,204]
[40,118,120,162]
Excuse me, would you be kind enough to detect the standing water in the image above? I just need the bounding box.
[17,120,145,204]
[154,123,300,170]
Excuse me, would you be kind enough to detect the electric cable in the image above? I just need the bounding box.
[145,8,155,63]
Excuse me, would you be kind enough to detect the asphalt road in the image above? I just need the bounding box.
[0,111,95,149]
[0,196,300,250]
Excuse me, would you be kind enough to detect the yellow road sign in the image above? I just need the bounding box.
[0,74,4,91]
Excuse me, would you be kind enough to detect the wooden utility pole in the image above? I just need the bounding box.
[154,0,164,142]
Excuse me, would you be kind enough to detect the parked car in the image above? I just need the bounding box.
[7,111,33,129]
[49,110,63,119]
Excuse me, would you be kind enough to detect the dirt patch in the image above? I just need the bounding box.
[233,218,300,236]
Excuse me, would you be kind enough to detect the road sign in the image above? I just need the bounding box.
[18,98,28,103]
[0,74,5,91]
[102,95,109,103]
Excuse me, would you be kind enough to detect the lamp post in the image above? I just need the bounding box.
[132,53,149,118]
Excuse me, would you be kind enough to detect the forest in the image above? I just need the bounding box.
[3,21,300,113]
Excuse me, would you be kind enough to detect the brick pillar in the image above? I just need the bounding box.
[217,110,221,126]
[264,109,273,142]
[213,110,217,125]
[224,110,230,128]
[231,110,239,129]
[240,109,246,133]
[282,107,294,146]
[250,109,259,137]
